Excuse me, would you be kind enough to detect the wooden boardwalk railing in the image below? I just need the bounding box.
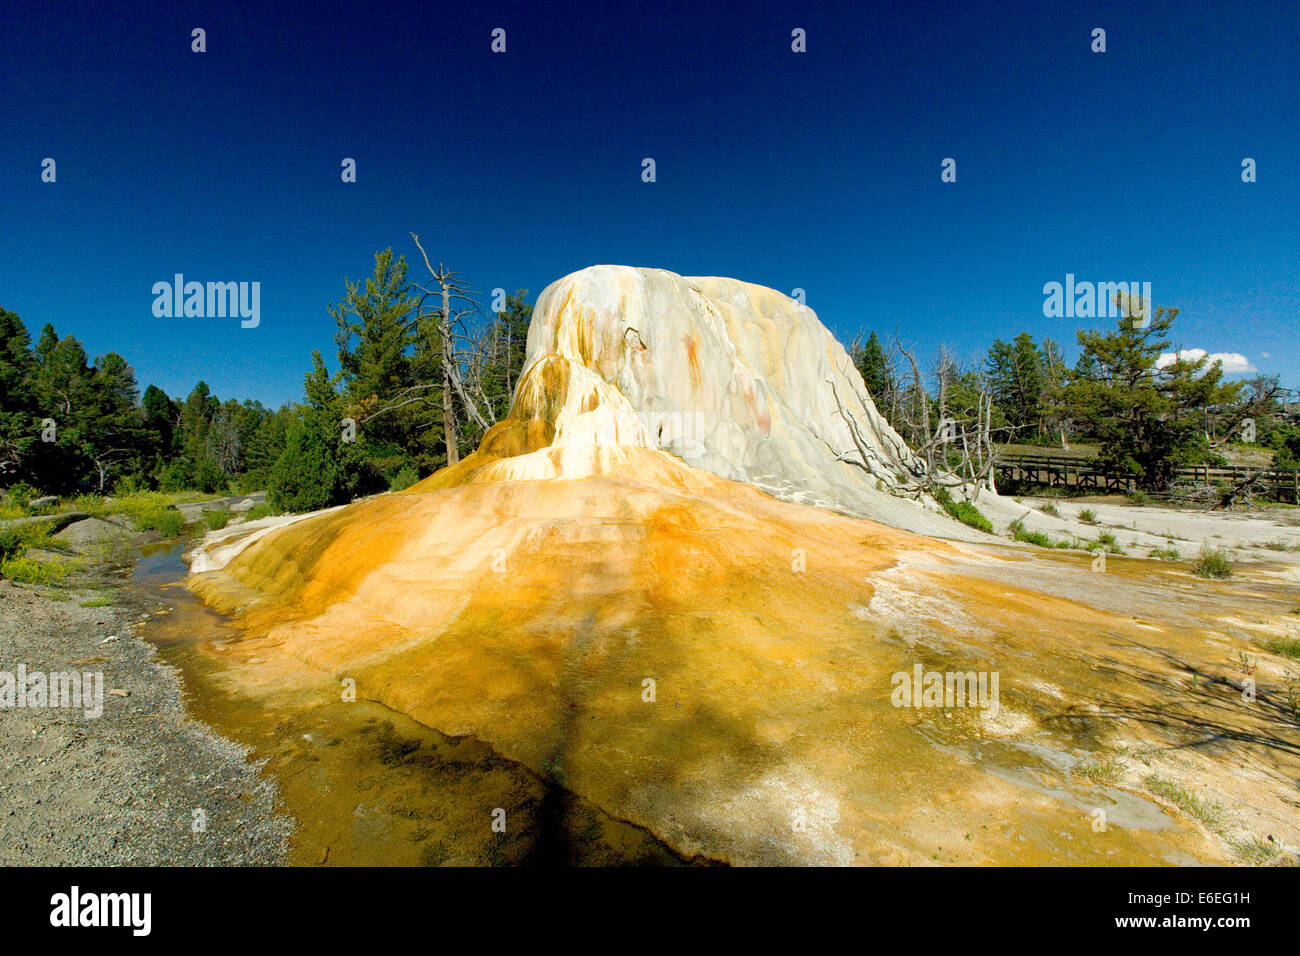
[995,453,1300,503]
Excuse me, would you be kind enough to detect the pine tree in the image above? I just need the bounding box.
[853,331,894,411]
[0,309,35,482]
[1064,306,1243,487]
[984,333,1045,438]
[269,352,373,511]
[331,249,426,469]
[478,290,533,421]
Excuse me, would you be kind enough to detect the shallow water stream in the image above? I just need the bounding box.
[131,540,702,866]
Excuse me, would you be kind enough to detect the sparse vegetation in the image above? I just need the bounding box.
[1149,544,1181,561]
[1191,544,1233,579]
[1142,774,1223,829]
[203,509,231,531]
[1226,835,1283,866]
[934,487,994,534]
[0,516,77,583]
[1074,753,1125,786]
[1008,518,1070,549]
[1039,502,1060,518]
[245,502,278,522]
[1078,507,1097,524]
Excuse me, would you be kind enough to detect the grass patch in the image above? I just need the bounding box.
[1092,530,1126,555]
[0,554,69,585]
[245,502,278,522]
[136,507,185,538]
[1078,507,1097,523]
[1149,544,1181,561]
[79,592,116,608]
[1074,753,1125,786]
[1191,544,1233,579]
[934,488,994,534]
[1008,518,1069,548]
[1038,502,1060,518]
[0,519,76,584]
[1225,836,1283,866]
[1255,635,1300,660]
[1142,774,1223,829]
[203,509,230,531]
[0,519,58,560]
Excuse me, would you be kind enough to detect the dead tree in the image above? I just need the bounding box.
[408,233,494,465]
[829,339,1007,508]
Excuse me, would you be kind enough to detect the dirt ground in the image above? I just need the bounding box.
[0,518,291,865]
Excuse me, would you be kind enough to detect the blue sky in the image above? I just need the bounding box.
[1,0,1296,408]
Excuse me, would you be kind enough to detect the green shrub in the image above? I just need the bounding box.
[134,505,185,538]
[1008,518,1058,548]
[244,502,278,521]
[268,411,371,513]
[0,518,71,584]
[1126,489,1150,505]
[112,474,144,496]
[1191,544,1233,579]
[934,487,994,534]
[63,493,108,516]
[388,464,420,492]
[0,520,57,563]
[4,482,36,509]
[0,554,68,585]
[203,509,230,530]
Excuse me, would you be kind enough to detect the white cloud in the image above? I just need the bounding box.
[1155,348,1256,374]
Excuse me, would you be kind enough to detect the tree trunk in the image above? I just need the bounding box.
[441,282,459,466]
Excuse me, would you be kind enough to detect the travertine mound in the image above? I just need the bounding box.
[413,266,966,536]
[184,267,1300,866]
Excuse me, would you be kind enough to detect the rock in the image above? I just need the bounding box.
[29,496,58,510]
[0,512,89,535]
[230,499,256,514]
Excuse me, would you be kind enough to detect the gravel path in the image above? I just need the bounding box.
[0,521,291,865]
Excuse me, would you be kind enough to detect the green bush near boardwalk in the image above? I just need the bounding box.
[934,487,994,534]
